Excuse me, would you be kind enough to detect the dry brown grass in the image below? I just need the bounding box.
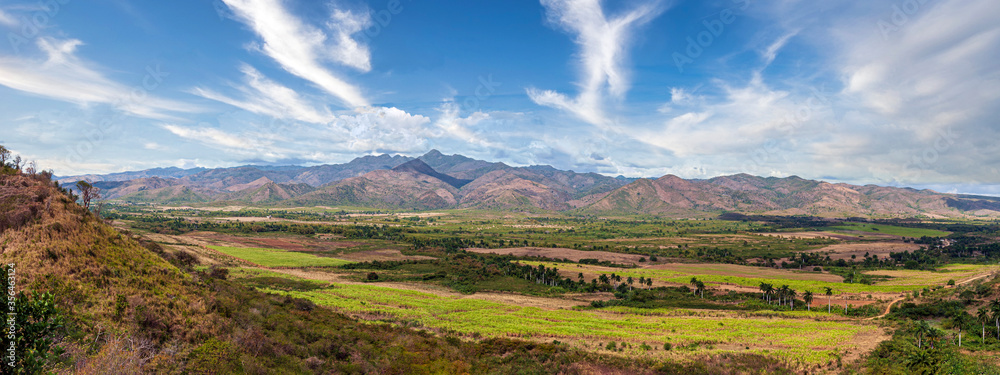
[807,242,923,260]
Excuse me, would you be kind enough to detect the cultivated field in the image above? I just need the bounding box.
[467,246,649,264]
[208,246,353,268]
[807,242,924,260]
[251,271,885,368]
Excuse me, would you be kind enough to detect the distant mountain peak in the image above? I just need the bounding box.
[392,158,435,173]
[392,159,471,188]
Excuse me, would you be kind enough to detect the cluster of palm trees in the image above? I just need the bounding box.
[757,283,834,311]
[689,277,706,298]
[974,299,1000,342]
[910,320,944,349]
[597,273,653,291]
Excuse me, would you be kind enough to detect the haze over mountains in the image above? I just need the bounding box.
[59,151,1000,218]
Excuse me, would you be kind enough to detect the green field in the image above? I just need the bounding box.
[251,271,879,366]
[828,223,950,238]
[208,246,353,267]
[521,260,977,294]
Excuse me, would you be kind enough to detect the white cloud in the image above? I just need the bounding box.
[528,0,665,127]
[0,38,195,119]
[328,107,432,152]
[761,30,798,67]
[633,0,1000,185]
[0,9,17,27]
[193,64,334,124]
[432,101,503,149]
[222,0,371,108]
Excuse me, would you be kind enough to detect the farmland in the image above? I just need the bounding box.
[106,203,1000,372]
[207,245,354,267]
[243,270,883,368]
[827,223,951,238]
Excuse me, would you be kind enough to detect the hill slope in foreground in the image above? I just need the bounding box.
[0,171,792,373]
[69,151,1000,218]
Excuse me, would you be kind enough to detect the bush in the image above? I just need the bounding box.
[366,272,379,281]
[0,267,66,374]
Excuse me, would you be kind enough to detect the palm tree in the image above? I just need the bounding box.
[786,288,797,309]
[977,306,990,342]
[824,287,833,313]
[914,320,931,348]
[990,299,1000,340]
[690,277,700,296]
[803,291,814,311]
[627,276,634,291]
[775,285,787,305]
[645,278,653,289]
[758,283,773,304]
[926,327,942,349]
[638,276,646,289]
[695,281,706,298]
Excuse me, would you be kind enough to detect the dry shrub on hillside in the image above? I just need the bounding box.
[0,174,52,233]
[68,334,157,374]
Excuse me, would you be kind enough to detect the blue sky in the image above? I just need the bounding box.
[0,0,998,194]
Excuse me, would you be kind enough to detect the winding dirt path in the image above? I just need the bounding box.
[865,297,905,320]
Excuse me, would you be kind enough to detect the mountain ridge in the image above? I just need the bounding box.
[58,151,1000,218]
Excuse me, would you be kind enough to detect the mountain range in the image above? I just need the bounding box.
[58,150,1000,218]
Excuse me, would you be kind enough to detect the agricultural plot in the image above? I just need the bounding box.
[257,274,882,367]
[864,264,999,286]
[827,223,950,238]
[521,261,958,294]
[208,246,353,267]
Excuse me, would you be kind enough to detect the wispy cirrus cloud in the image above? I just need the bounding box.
[0,37,195,119]
[192,64,334,124]
[527,0,666,127]
[221,0,372,108]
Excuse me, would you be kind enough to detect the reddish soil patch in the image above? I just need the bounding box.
[467,247,648,265]
[756,231,861,241]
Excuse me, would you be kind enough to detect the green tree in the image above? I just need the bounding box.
[1,267,65,374]
[990,298,1000,341]
[824,287,833,313]
[0,145,10,167]
[976,306,990,342]
[803,290,814,311]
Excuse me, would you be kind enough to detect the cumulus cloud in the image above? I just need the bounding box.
[527,0,665,127]
[0,38,196,119]
[192,64,334,124]
[327,107,432,152]
[222,0,371,108]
